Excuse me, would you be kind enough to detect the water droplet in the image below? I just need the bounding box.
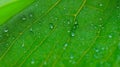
[22,17,26,21]
[49,23,54,29]
[44,61,47,65]
[99,24,102,27]
[95,49,99,53]
[71,32,75,37]
[63,43,68,50]
[67,20,70,25]
[99,3,103,7]
[94,48,99,53]
[35,4,38,6]
[55,17,58,20]
[30,28,33,32]
[70,55,74,59]
[4,29,8,33]
[101,47,105,50]
[64,43,68,47]
[69,60,76,64]
[117,6,120,9]
[108,35,112,38]
[31,59,35,64]
[63,7,66,10]
[99,18,103,21]
[22,43,24,47]
[67,30,70,33]
[29,14,33,17]
[73,21,78,30]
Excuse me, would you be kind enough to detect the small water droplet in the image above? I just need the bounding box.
[73,21,78,30]
[64,43,68,47]
[99,18,103,21]
[67,30,70,33]
[99,3,103,7]
[30,28,33,32]
[63,43,68,50]
[67,20,70,25]
[64,7,66,10]
[94,48,99,53]
[31,59,35,64]
[117,6,120,9]
[70,55,74,59]
[22,43,24,47]
[71,32,75,37]
[49,23,54,29]
[22,17,26,21]
[4,29,8,33]
[108,35,112,38]
[35,4,38,6]
[29,14,33,17]
[101,47,105,50]
[44,61,47,65]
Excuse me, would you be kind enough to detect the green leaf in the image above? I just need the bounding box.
[0,0,120,67]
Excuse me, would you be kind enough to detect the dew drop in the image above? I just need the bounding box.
[63,43,68,50]
[4,29,8,33]
[29,14,33,17]
[101,47,105,50]
[49,23,54,29]
[117,6,120,9]
[67,30,70,33]
[67,20,70,25]
[35,4,38,7]
[63,7,66,10]
[73,21,78,30]
[108,35,112,38]
[31,59,35,64]
[64,43,68,47]
[94,48,99,53]
[22,17,26,21]
[44,61,47,65]
[71,32,75,37]
[22,43,24,47]
[70,55,74,59]
[99,18,103,21]
[30,28,33,32]
[99,3,103,7]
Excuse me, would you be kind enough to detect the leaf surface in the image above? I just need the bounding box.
[0,0,120,67]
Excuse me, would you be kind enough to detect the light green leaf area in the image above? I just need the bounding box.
[0,0,120,67]
[0,0,34,25]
